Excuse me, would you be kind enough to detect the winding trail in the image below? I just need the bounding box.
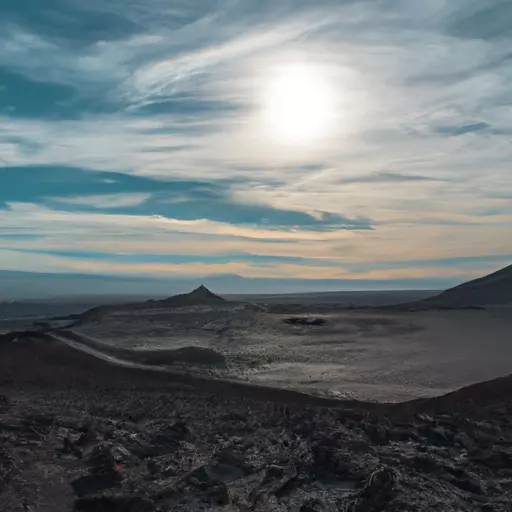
[50,331,163,371]
[48,330,377,409]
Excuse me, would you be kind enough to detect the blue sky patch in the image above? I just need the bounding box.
[0,165,371,230]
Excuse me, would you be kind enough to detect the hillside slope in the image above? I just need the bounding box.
[423,264,512,307]
[2,334,512,511]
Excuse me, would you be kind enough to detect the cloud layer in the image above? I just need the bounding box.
[0,0,511,287]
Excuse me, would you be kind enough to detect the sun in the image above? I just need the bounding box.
[263,63,337,145]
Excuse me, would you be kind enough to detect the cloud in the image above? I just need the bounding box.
[127,13,337,105]
[6,246,510,280]
[0,0,511,286]
[435,121,491,137]
[446,1,512,41]
[50,193,151,209]
[0,165,371,230]
[339,171,440,185]
[0,202,366,243]
[0,245,506,287]
[1,202,510,263]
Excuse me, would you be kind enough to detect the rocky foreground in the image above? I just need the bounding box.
[1,336,512,511]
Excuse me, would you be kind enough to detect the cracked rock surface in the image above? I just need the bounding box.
[1,336,512,511]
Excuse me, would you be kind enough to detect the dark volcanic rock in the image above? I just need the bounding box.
[72,444,123,496]
[447,471,487,495]
[71,474,122,497]
[470,448,512,469]
[3,333,512,511]
[349,467,400,512]
[0,330,52,344]
[142,346,226,367]
[0,449,13,496]
[0,395,11,412]
[283,316,327,326]
[88,444,119,477]
[74,496,155,512]
[151,420,191,446]
[300,498,327,512]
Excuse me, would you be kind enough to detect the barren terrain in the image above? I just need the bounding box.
[2,334,512,511]
[2,278,512,511]
[74,302,512,403]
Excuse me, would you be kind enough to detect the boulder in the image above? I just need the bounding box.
[349,467,400,512]
[300,498,327,512]
[88,444,118,477]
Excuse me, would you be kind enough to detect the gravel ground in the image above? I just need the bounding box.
[2,335,512,511]
[75,304,512,402]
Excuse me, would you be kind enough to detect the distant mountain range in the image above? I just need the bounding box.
[1,263,510,318]
[422,264,512,307]
[0,269,462,301]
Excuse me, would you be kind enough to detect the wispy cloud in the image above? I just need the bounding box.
[446,1,512,41]
[434,121,491,137]
[50,193,151,209]
[0,202,364,242]
[0,203,510,270]
[339,172,441,185]
[0,0,511,286]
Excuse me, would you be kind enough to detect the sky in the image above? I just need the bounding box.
[0,0,511,291]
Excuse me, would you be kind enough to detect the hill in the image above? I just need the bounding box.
[422,264,512,307]
[73,285,227,325]
[160,284,226,307]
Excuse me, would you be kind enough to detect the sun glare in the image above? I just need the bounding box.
[263,63,337,145]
